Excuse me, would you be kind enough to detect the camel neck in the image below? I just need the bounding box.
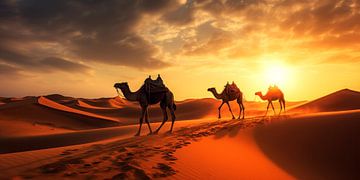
[120,86,138,101]
[258,93,267,100]
[211,89,223,99]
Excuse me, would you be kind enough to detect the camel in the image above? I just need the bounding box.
[255,85,285,115]
[114,79,176,136]
[207,82,245,120]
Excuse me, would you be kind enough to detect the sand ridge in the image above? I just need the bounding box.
[291,89,360,113]
[3,117,270,179]
[1,89,360,179]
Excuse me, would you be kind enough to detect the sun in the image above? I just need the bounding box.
[263,61,292,87]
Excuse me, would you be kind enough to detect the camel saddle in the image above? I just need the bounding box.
[143,75,168,94]
[225,82,240,95]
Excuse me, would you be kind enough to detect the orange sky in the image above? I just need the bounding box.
[0,0,359,101]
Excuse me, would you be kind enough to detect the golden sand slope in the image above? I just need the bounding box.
[1,110,360,179]
[291,89,360,113]
[254,110,360,179]
[1,94,304,137]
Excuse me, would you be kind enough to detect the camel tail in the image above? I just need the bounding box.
[173,103,177,111]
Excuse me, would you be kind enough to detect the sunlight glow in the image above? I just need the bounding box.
[262,60,292,87]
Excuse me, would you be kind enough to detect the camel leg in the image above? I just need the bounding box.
[279,101,283,115]
[265,101,270,116]
[282,100,286,114]
[270,101,276,115]
[241,103,245,119]
[135,107,146,136]
[144,108,152,135]
[218,102,224,119]
[169,106,176,133]
[237,99,242,120]
[155,105,168,134]
[226,102,235,119]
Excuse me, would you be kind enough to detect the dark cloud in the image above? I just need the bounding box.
[0,0,174,74]
[1,0,360,74]
[196,0,265,16]
[162,0,195,25]
[71,33,169,68]
[140,0,172,12]
[39,57,91,73]
[0,46,91,74]
[0,64,20,75]
[0,47,34,67]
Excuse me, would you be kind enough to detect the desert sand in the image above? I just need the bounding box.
[0,89,360,179]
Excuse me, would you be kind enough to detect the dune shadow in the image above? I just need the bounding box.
[253,111,360,179]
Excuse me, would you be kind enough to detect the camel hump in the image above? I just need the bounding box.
[143,75,168,94]
[267,85,283,97]
[224,82,240,95]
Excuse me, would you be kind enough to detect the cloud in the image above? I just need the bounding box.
[1,0,360,75]
[39,57,91,73]
[162,0,195,25]
[71,33,169,68]
[0,46,91,74]
[0,63,20,76]
[0,47,34,67]
[321,54,360,64]
[0,0,175,74]
[182,31,233,56]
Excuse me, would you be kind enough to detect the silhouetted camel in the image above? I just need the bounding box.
[255,85,285,115]
[207,82,245,119]
[114,77,176,136]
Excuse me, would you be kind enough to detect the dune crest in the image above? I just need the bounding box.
[76,99,115,109]
[291,89,360,113]
[38,96,119,122]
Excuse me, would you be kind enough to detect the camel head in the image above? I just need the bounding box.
[207,87,215,92]
[114,82,128,90]
[255,91,262,96]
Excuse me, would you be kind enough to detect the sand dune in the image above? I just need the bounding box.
[291,89,360,113]
[0,125,135,154]
[254,110,360,179]
[76,97,126,109]
[0,87,360,179]
[0,97,120,136]
[15,110,356,179]
[0,93,305,137]
[76,99,112,110]
[38,96,119,123]
[0,90,354,143]
[0,117,271,179]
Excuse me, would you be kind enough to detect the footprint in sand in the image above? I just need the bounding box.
[60,148,79,156]
[162,154,177,161]
[83,163,92,168]
[101,155,111,160]
[112,172,127,180]
[117,147,127,152]
[152,163,176,178]
[63,171,77,177]
[92,160,102,165]
[112,168,150,180]
[40,158,84,174]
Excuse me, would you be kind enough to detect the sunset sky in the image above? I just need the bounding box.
[0,0,359,101]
